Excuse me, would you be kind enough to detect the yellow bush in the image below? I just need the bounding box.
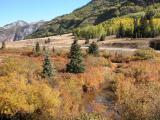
[0,57,60,117]
[86,55,110,67]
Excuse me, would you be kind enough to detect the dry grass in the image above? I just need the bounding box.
[1,34,156,51]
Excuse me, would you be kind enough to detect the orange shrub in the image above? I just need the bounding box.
[114,60,160,120]
[79,66,105,89]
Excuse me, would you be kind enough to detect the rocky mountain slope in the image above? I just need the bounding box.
[27,0,160,39]
[0,20,44,41]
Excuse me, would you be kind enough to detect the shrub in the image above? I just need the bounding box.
[0,57,60,119]
[34,42,41,56]
[86,55,111,67]
[115,61,160,120]
[85,39,89,44]
[1,41,6,50]
[88,42,99,56]
[43,46,46,52]
[52,46,55,53]
[116,76,160,120]
[134,48,156,60]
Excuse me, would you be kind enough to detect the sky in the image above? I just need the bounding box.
[0,0,90,26]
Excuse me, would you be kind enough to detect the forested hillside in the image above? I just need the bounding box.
[26,0,160,39]
[74,4,160,40]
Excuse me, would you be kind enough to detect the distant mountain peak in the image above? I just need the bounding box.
[3,20,28,29]
[16,20,28,26]
[0,20,45,41]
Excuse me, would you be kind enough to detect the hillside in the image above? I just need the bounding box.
[26,0,160,39]
[0,20,44,41]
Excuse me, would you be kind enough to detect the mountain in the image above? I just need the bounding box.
[27,0,160,39]
[0,20,45,41]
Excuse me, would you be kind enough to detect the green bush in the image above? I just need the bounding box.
[88,42,99,56]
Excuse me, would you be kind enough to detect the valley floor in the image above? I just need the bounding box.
[1,34,160,120]
[4,33,158,51]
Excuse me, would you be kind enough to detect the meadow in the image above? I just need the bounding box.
[0,41,160,120]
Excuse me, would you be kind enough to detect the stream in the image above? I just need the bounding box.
[84,80,121,120]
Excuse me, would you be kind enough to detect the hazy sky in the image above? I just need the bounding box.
[0,0,90,26]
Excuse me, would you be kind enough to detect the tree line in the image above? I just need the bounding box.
[117,10,160,38]
[74,10,160,40]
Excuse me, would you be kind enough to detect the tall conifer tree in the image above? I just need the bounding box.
[66,40,85,73]
[42,53,55,78]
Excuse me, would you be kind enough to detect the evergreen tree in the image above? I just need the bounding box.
[145,10,155,20]
[117,23,125,38]
[88,42,99,56]
[140,16,148,37]
[35,42,40,55]
[66,40,85,73]
[1,41,6,50]
[42,54,55,78]
[133,18,139,38]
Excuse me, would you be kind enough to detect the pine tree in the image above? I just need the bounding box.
[145,10,155,20]
[140,16,148,37]
[1,41,6,50]
[35,42,40,55]
[42,54,55,78]
[133,18,139,38]
[88,42,99,56]
[66,40,85,73]
[117,23,125,38]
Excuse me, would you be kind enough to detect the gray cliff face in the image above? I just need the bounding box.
[0,20,44,41]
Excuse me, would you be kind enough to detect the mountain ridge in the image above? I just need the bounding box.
[27,0,160,39]
[0,20,45,41]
